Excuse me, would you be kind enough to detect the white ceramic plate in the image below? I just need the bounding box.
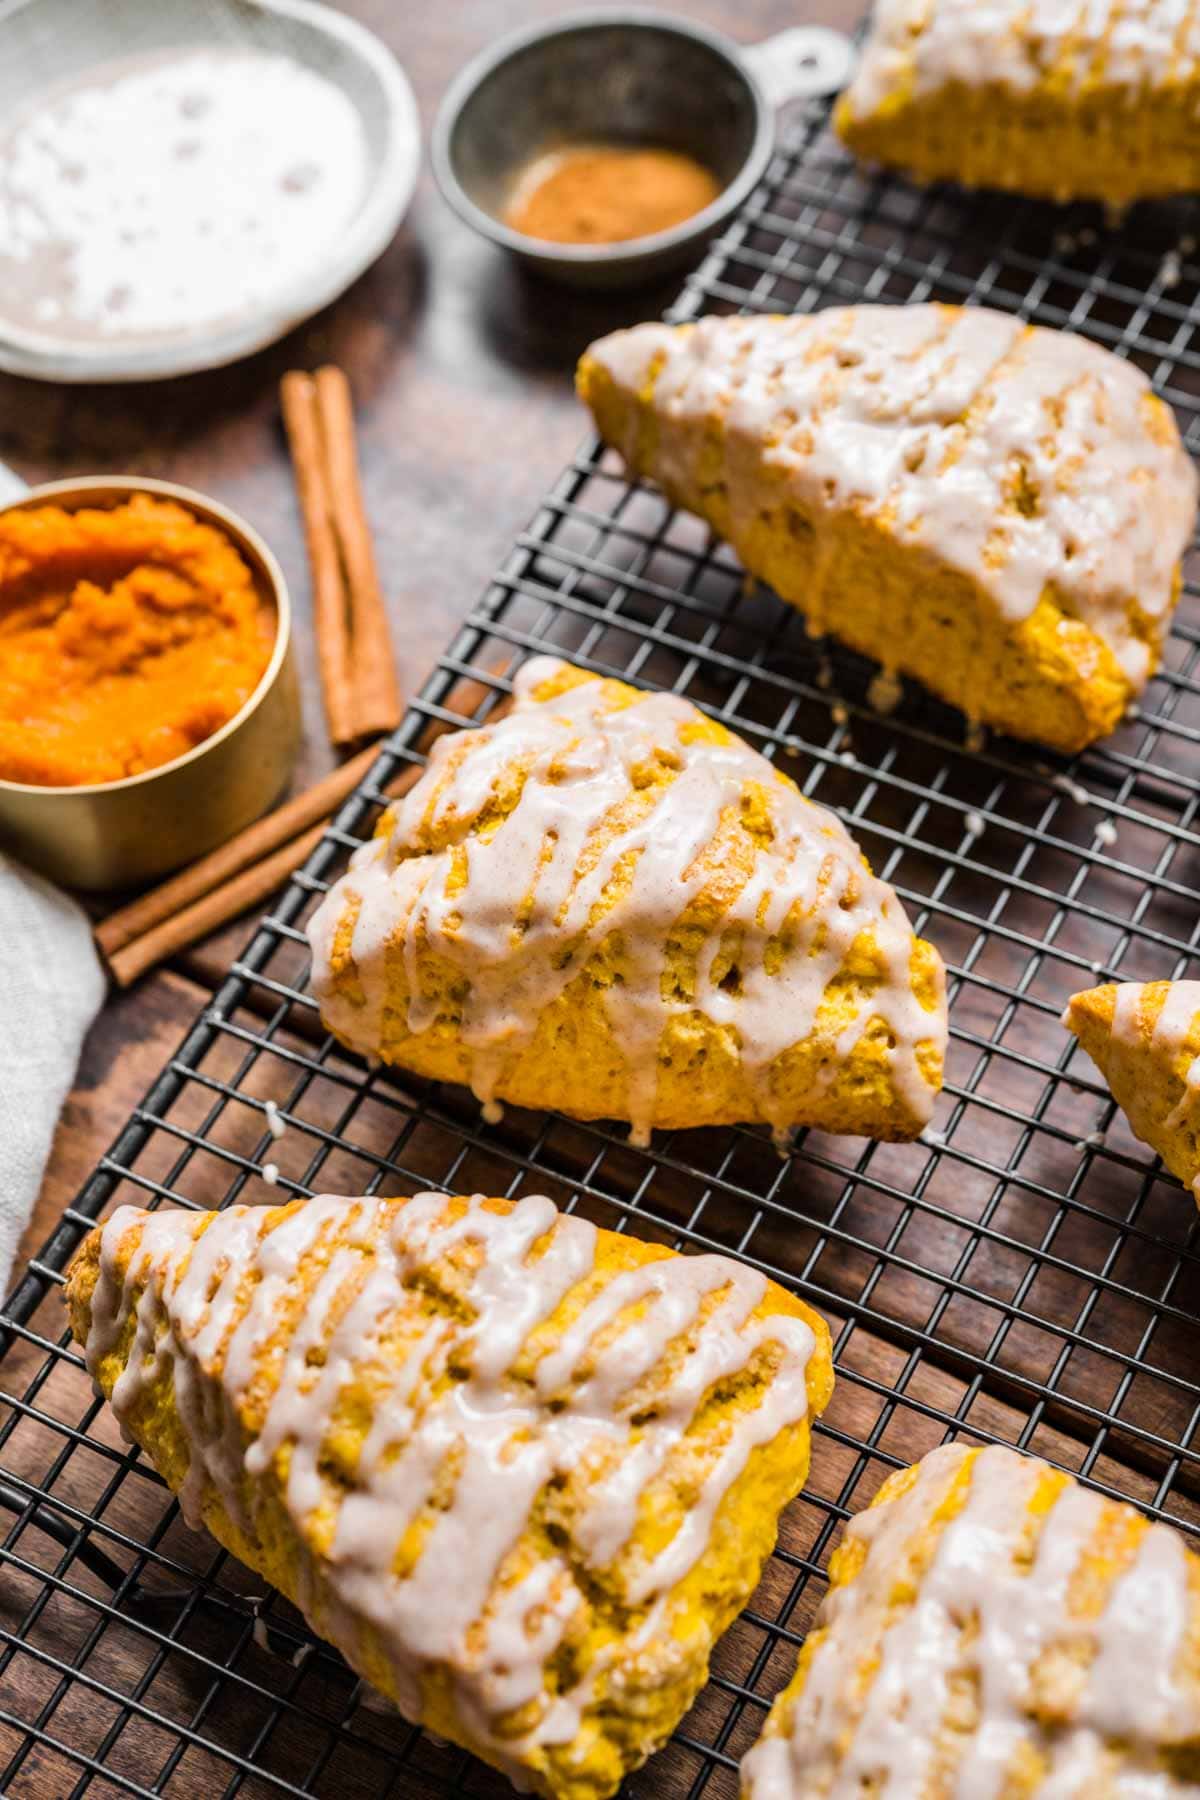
[0,0,420,382]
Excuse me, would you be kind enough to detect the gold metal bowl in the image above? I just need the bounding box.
[0,475,302,891]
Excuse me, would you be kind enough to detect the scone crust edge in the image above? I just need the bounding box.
[67,1196,835,1800]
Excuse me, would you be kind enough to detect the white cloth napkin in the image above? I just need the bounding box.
[0,854,105,1295]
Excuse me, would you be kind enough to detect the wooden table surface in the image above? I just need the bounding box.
[2,0,858,1281]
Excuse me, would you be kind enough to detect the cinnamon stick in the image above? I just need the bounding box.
[105,822,330,989]
[99,759,425,988]
[280,371,358,745]
[314,365,402,739]
[94,744,382,961]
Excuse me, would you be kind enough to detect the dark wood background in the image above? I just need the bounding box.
[2,0,857,1277]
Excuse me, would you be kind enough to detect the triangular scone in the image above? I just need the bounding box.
[578,306,1196,753]
[836,0,1200,207]
[741,1442,1200,1798]
[1064,981,1200,1203]
[308,657,946,1144]
[67,1191,834,1800]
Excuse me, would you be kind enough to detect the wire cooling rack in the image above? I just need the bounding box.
[5,73,1200,1800]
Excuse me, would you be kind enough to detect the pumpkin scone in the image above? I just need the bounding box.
[578,304,1197,753]
[836,0,1200,207]
[1064,980,1200,1204]
[741,1441,1200,1798]
[307,656,947,1145]
[67,1190,834,1800]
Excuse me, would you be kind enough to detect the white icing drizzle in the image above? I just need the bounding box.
[587,308,1196,695]
[1107,981,1200,1199]
[306,658,943,1141]
[741,1442,1200,1799]
[82,1191,818,1774]
[844,1,1200,118]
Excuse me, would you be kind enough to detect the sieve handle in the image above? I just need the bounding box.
[742,26,857,107]
[0,460,28,505]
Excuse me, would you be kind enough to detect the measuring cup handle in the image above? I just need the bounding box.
[742,26,857,108]
[0,460,28,505]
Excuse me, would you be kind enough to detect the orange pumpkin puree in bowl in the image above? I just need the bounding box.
[0,494,275,788]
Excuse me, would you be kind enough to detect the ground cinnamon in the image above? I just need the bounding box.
[504,143,721,245]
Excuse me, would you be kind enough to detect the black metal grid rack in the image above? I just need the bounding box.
[5,73,1200,1800]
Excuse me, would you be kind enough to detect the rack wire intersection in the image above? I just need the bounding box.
[4,81,1200,1800]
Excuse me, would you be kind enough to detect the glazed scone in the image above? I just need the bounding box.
[307,656,947,1144]
[741,1441,1200,1797]
[66,1190,834,1800]
[1064,981,1200,1203]
[578,305,1197,753]
[836,0,1200,206]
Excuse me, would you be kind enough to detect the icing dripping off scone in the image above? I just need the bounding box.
[81,1192,822,1776]
[845,0,1200,116]
[1113,980,1200,1201]
[306,657,945,1143]
[586,307,1196,698]
[742,1441,1200,1798]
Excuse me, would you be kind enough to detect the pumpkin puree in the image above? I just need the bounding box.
[0,495,274,788]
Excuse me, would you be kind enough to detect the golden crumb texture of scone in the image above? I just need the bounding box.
[67,1190,834,1800]
[306,656,947,1144]
[835,0,1200,205]
[1065,979,1200,1203]
[741,1440,1200,1797]
[577,305,1196,754]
